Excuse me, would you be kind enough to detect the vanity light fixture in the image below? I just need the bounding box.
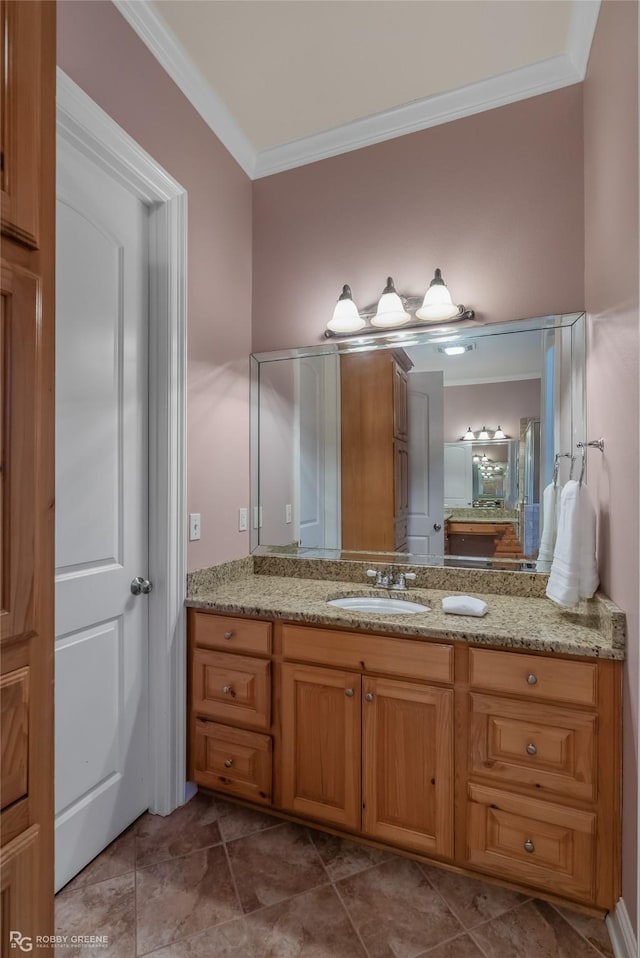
[493,425,507,439]
[416,268,467,322]
[478,426,491,441]
[463,426,476,441]
[327,285,366,334]
[371,277,411,327]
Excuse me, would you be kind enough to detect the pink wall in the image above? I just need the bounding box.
[57,1,253,572]
[443,379,541,444]
[252,86,584,352]
[584,0,639,931]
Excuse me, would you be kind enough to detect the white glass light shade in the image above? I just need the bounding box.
[478,426,490,441]
[462,427,475,441]
[493,425,507,439]
[327,285,365,333]
[371,277,411,327]
[416,269,461,322]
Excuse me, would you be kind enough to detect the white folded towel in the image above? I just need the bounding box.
[546,480,599,608]
[536,481,561,573]
[442,595,488,617]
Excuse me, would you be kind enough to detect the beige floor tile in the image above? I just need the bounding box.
[337,858,462,958]
[136,793,221,868]
[62,824,137,892]
[226,822,328,913]
[308,829,393,881]
[145,886,367,958]
[55,873,135,958]
[136,844,240,955]
[555,905,614,958]
[419,933,486,958]
[471,900,601,958]
[215,797,282,842]
[421,862,528,929]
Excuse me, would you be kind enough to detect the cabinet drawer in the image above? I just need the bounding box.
[192,650,271,729]
[0,667,29,810]
[469,694,597,801]
[466,784,595,903]
[192,613,272,655]
[193,721,272,804]
[282,625,453,684]
[469,649,597,707]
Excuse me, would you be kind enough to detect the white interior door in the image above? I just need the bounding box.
[54,136,150,890]
[407,371,444,554]
[444,442,474,508]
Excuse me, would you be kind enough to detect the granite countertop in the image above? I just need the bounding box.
[186,567,625,661]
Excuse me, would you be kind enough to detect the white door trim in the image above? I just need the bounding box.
[57,69,187,816]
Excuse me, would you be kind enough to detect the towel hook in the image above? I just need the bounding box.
[574,438,605,487]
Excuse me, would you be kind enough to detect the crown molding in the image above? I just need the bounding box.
[112,0,256,178]
[112,0,600,182]
[566,0,601,77]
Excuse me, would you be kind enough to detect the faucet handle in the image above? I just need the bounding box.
[366,569,378,578]
[404,573,417,582]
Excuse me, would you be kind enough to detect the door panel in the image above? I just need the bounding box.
[281,663,361,829]
[55,135,149,891]
[407,372,444,554]
[362,677,454,858]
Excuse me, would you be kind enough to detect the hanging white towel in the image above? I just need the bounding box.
[536,481,561,573]
[546,480,599,608]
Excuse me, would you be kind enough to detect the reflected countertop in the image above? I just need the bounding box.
[186,560,625,661]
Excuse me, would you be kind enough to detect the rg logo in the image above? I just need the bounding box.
[9,932,33,952]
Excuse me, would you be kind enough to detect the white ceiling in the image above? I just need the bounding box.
[115,0,600,177]
[406,329,543,386]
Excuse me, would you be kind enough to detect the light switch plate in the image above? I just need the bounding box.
[189,513,201,541]
[238,507,248,532]
[285,503,292,523]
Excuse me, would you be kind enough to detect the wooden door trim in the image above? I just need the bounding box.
[57,71,187,816]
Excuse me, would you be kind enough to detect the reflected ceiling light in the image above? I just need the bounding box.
[327,285,365,334]
[416,268,466,322]
[462,426,475,441]
[478,426,491,441]
[493,425,507,439]
[473,455,480,462]
[371,277,411,328]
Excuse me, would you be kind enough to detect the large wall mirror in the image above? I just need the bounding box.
[250,312,585,571]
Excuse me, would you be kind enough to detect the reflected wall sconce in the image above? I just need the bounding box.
[324,268,475,339]
[460,425,511,442]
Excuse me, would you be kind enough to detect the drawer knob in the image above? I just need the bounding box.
[224,758,234,768]
[222,685,234,696]
[524,839,535,853]
[526,673,538,686]
[526,743,538,756]
[345,688,354,697]
[365,692,374,702]
[223,631,234,640]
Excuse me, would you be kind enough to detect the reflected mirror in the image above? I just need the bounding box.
[251,312,585,570]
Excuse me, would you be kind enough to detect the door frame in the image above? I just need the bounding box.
[57,70,187,816]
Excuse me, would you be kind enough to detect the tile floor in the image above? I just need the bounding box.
[56,792,614,958]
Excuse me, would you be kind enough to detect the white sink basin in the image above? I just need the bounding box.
[327,596,431,614]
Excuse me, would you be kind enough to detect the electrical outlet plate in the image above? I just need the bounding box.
[285,503,292,523]
[238,507,248,532]
[189,513,201,541]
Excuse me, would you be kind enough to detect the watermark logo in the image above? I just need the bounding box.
[9,933,32,952]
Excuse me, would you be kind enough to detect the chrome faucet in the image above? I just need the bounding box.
[366,568,417,591]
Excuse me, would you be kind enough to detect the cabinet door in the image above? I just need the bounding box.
[394,440,409,518]
[393,363,408,440]
[281,664,361,830]
[362,677,454,858]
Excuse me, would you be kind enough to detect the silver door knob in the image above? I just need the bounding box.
[345,688,354,697]
[526,673,538,685]
[524,839,535,853]
[131,576,153,596]
[526,743,537,756]
[365,692,374,702]
[224,759,234,768]
[433,523,442,532]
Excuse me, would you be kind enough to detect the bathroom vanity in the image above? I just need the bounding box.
[186,561,623,915]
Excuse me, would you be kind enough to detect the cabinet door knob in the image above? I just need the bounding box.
[223,631,234,640]
[526,743,537,756]
[365,692,374,702]
[526,673,538,686]
[524,839,535,853]
[224,758,234,768]
[345,688,354,697]
[222,685,234,695]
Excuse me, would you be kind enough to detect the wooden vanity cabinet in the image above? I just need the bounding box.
[340,349,412,552]
[188,610,621,913]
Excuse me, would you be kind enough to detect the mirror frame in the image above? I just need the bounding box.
[250,311,586,572]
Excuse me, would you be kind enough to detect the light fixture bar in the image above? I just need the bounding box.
[324,306,477,339]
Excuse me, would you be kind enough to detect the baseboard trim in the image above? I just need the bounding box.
[606,898,638,958]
